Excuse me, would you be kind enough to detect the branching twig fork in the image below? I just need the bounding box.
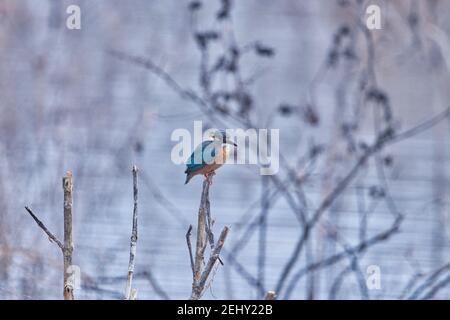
[24,171,75,300]
[191,227,229,300]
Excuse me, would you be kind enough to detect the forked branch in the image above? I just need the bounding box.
[189,176,230,300]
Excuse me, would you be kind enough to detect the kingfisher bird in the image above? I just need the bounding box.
[184,130,237,184]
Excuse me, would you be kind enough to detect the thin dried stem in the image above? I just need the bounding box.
[24,206,64,251]
[186,224,195,277]
[125,165,139,300]
[62,171,74,300]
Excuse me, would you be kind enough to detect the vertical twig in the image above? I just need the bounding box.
[204,183,224,266]
[257,176,269,297]
[125,165,139,300]
[62,171,74,300]
[130,289,138,300]
[192,178,210,290]
[186,225,195,277]
[205,198,215,250]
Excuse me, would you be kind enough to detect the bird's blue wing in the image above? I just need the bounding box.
[185,140,216,173]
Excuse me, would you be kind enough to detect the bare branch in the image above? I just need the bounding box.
[420,274,450,300]
[191,226,230,300]
[283,215,403,299]
[189,175,230,300]
[389,106,450,144]
[125,165,139,300]
[275,103,450,297]
[275,142,378,295]
[191,178,210,292]
[24,206,64,251]
[62,171,74,300]
[140,271,171,300]
[328,266,352,299]
[257,176,270,297]
[109,49,227,127]
[25,171,75,300]
[186,224,195,277]
[406,261,450,299]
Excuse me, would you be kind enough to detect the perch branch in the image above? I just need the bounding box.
[191,178,210,291]
[189,175,230,300]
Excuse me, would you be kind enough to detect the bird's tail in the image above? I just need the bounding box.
[185,173,193,184]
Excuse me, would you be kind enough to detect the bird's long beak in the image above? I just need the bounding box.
[226,139,237,147]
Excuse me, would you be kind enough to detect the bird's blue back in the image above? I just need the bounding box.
[185,140,217,173]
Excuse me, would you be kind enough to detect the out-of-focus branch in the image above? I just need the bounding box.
[406,261,450,299]
[275,139,380,295]
[109,50,196,103]
[140,271,171,300]
[277,104,450,297]
[388,106,450,144]
[92,271,171,300]
[284,214,403,299]
[109,49,227,128]
[328,266,352,299]
[257,176,270,297]
[125,165,139,300]
[420,274,450,299]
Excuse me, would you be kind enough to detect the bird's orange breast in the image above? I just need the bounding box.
[214,145,228,165]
